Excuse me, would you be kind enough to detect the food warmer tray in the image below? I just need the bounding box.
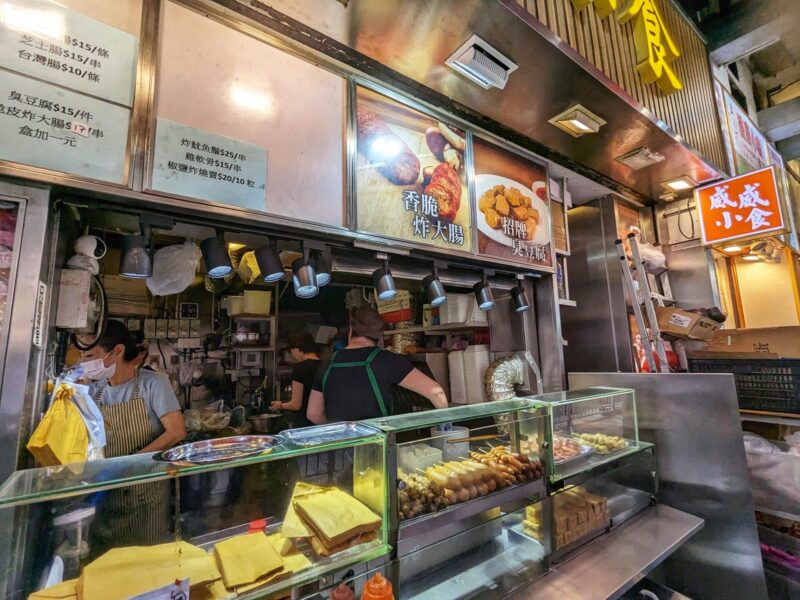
[554,442,594,466]
[155,435,283,464]
[584,439,636,456]
[281,422,381,447]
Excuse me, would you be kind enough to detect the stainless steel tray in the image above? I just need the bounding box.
[282,422,380,447]
[553,440,595,466]
[156,435,283,464]
[576,438,635,455]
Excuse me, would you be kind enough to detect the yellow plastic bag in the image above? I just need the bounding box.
[27,384,88,466]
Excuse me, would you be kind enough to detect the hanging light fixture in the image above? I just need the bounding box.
[201,234,233,279]
[119,223,152,279]
[254,241,285,283]
[474,271,495,310]
[372,254,397,301]
[423,263,447,307]
[292,250,318,298]
[313,248,332,287]
[511,278,530,313]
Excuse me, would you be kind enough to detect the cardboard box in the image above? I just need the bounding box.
[704,327,800,358]
[655,307,721,342]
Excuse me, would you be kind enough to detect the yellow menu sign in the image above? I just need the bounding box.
[571,0,682,94]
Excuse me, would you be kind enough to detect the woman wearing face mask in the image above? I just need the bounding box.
[79,320,185,551]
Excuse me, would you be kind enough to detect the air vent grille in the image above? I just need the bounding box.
[446,34,518,90]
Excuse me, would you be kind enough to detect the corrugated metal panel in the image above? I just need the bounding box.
[526,0,726,171]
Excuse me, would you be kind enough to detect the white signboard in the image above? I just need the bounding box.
[0,70,130,182]
[32,281,46,348]
[724,94,767,174]
[0,0,137,106]
[151,118,267,211]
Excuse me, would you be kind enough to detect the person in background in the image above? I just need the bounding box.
[307,306,448,423]
[79,320,186,551]
[270,332,321,428]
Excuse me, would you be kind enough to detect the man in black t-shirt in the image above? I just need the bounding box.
[271,332,321,428]
[307,306,448,423]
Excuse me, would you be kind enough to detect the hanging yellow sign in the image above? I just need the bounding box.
[571,0,683,94]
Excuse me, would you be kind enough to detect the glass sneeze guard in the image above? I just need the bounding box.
[0,429,385,508]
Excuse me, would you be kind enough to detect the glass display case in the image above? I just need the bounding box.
[533,387,640,482]
[365,399,551,598]
[0,425,389,600]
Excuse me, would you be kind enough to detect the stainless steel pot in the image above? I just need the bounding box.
[248,413,282,434]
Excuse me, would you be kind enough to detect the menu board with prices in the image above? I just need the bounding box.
[694,165,785,245]
[0,0,138,107]
[354,87,472,252]
[472,136,553,271]
[150,118,268,211]
[0,69,129,182]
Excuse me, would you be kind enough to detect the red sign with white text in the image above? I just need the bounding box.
[695,166,785,245]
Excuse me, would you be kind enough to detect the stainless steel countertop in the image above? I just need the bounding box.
[510,505,704,600]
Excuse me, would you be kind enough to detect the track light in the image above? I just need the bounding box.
[292,251,318,298]
[119,225,152,279]
[511,279,530,313]
[201,235,233,279]
[474,272,495,311]
[372,256,397,301]
[313,249,331,287]
[254,242,285,283]
[423,264,447,307]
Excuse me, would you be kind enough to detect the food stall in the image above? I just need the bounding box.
[0,0,768,598]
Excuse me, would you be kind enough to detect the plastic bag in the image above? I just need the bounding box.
[626,226,666,272]
[27,383,89,466]
[147,241,201,296]
[184,400,231,433]
[68,381,106,461]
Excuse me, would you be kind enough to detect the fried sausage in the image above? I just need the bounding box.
[424,163,461,222]
[425,127,448,161]
[357,108,420,185]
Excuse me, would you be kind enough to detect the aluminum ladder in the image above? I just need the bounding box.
[615,233,670,373]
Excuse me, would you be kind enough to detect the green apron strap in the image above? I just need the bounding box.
[321,351,339,392]
[363,347,388,417]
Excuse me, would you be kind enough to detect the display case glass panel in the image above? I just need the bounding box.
[534,387,639,482]
[0,430,389,600]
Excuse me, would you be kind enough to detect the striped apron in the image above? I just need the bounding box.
[91,374,172,554]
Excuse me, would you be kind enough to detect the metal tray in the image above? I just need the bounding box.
[281,422,380,447]
[156,435,283,464]
[573,435,634,455]
[553,440,595,466]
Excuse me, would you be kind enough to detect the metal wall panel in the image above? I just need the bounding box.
[521,0,727,174]
[569,372,768,600]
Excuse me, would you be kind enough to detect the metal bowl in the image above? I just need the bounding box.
[248,413,282,434]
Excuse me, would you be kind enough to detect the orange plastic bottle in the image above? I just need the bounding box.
[361,573,394,600]
[331,582,355,600]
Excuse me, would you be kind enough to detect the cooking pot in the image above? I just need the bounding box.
[248,413,282,434]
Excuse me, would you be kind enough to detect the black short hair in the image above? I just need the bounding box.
[97,320,145,362]
[289,332,317,354]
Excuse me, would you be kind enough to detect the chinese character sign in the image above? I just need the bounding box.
[0,69,128,182]
[695,166,785,245]
[723,93,767,174]
[473,136,553,271]
[0,0,138,107]
[151,118,267,211]
[354,87,472,252]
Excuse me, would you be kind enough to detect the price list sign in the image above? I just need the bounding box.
[0,0,138,106]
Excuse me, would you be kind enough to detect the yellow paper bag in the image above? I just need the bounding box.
[27,384,88,467]
[214,532,283,588]
[281,482,326,539]
[27,579,78,600]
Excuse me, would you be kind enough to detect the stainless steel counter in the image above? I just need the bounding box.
[510,505,704,600]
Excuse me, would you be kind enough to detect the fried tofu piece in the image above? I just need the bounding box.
[495,195,510,216]
[506,187,523,207]
[527,207,540,222]
[511,205,528,221]
[479,193,495,212]
[485,208,502,229]
[523,218,537,240]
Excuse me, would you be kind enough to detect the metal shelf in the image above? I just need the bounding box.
[387,322,489,335]
[231,314,275,321]
[398,477,546,540]
[740,411,800,426]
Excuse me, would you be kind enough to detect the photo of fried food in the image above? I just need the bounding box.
[479,184,539,241]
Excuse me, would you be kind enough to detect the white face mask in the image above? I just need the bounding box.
[80,351,117,381]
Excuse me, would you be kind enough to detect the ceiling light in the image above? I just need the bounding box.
[423,266,447,307]
[119,227,152,279]
[742,255,760,261]
[445,34,518,90]
[723,244,742,253]
[373,261,397,302]
[292,256,318,299]
[662,176,697,191]
[549,104,606,138]
[201,235,233,279]
[615,146,665,171]
[313,250,331,287]
[473,273,495,311]
[254,242,285,283]
[511,279,530,313]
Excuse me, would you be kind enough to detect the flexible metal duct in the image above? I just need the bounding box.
[484,352,543,433]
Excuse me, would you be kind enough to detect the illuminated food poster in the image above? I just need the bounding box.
[473,136,553,270]
[355,86,472,252]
